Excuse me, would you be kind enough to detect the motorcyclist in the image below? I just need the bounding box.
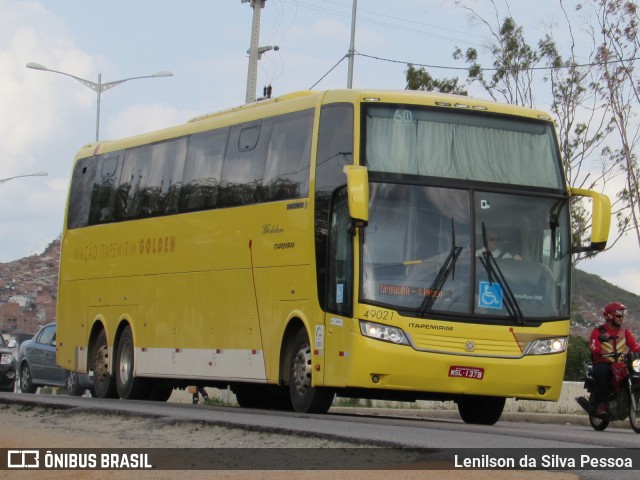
[589,302,640,416]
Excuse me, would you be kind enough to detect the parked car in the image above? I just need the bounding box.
[18,322,94,396]
[0,331,17,392]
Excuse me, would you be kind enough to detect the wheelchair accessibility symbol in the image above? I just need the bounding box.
[478,281,503,309]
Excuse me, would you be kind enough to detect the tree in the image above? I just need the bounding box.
[589,0,640,247]
[451,1,539,107]
[404,0,631,261]
[538,1,619,261]
[405,65,468,95]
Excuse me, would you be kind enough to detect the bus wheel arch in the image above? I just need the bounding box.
[279,318,305,386]
[88,323,118,399]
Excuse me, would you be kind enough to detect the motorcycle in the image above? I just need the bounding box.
[576,336,640,432]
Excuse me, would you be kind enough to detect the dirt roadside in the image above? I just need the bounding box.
[0,402,579,480]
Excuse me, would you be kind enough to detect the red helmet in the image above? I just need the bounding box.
[604,302,626,322]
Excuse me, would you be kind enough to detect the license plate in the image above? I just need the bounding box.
[448,366,485,380]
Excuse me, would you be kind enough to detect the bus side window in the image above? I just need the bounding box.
[218,121,269,208]
[116,145,152,220]
[181,128,228,212]
[263,109,313,202]
[89,153,122,225]
[141,139,187,216]
[68,156,98,229]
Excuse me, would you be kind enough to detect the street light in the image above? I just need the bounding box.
[0,172,48,186]
[26,62,173,141]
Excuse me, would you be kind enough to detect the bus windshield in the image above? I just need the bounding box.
[365,105,563,189]
[361,105,570,322]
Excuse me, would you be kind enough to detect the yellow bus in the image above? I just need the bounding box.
[57,89,610,424]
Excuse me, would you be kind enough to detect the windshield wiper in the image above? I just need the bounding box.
[418,218,462,317]
[479,223,525,325]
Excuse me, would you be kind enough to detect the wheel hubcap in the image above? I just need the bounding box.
[292,343,312,396]
[21,367,30,389]
[94,344,109,382]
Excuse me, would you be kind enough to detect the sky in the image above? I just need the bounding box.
[0,0,638,296]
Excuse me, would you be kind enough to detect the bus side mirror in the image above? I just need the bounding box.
[569,187,611,253]
[343,165,369,228]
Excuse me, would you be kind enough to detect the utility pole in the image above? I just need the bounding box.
[243,0,276,104]
[347,0,358,89]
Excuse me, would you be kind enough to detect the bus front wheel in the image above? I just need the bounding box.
[92,329,118,398]
[115,326,148,400]
[288,329,334,413]
[457,395,505,425]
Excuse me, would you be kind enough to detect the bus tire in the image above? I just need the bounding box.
[92,329,118,399]
[457,395,505,425]
[288,328,334,413]
[115,326,148,400]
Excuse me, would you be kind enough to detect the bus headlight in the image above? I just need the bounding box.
[360,321,409,345]
[524,337,567,355]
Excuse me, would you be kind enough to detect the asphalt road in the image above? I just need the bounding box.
[1,392,638,479]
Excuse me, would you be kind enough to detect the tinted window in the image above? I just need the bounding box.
[181,128,228,212]
[116,139,187,219]
[70,108,317,226]
[89,152,122,225]
[116,144,152,219]
[262,109,313,202]
[67,156,98,229]
[141,139,187,216]
[218,121,269,207]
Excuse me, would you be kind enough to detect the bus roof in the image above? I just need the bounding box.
[74,89,554,160]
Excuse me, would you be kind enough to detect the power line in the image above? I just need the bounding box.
[279,0,489,47]
[308,49,640,90]
[309,54,348,89]
[356,52,640,73]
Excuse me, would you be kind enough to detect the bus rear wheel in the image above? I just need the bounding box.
[115,326,149,400]
[288,329,334,413]
[92,329,118,398]
[457,395,505,425]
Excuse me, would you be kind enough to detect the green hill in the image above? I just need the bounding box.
[571,269,640,338]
